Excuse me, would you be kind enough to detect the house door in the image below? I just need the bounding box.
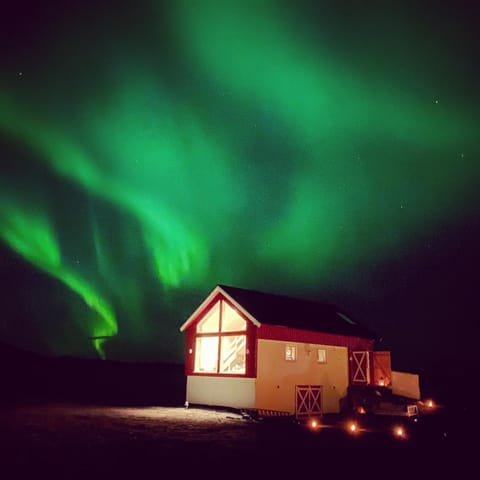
[295,385,322,418]
[352,351,370,384]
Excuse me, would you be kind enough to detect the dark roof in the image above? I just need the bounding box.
[219,285,376,340]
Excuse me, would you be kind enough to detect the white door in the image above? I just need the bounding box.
[295,385,322,418]
[352,351,370,384]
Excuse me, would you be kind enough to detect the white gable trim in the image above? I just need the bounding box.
[179,285,261,332]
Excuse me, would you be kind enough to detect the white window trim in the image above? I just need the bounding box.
[285,344,297,361]
[317,349,327,364]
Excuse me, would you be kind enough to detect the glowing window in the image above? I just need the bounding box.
[221,302,247,332]
[317,349,327,363]
[220,335,246,374]
[285,345,296,361]
[193,299,247,375]
[197,302,220,333]
[195,337,219,373]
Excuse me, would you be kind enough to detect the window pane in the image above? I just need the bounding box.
[194,337,219,373]
[220,335,246,374]
[221,301,246,332]
[317,349,326,363]
[285,345,296,361]
[197,301,220,333]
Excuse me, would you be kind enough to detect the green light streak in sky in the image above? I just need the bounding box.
[173,0,476,147]
[0,201,61,271]
[171,0,479,281]
[0,198,116,357]
[0,88,213,288]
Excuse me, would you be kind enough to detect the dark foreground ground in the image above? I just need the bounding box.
[0,343,474,477]
[0,402,474,478]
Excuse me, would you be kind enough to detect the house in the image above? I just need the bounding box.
[180,285,413,417]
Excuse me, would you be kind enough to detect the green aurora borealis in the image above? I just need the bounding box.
[0,1,479,366]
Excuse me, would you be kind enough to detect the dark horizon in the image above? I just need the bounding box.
[0,337,466,410]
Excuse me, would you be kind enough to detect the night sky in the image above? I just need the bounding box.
[1,1,479,384]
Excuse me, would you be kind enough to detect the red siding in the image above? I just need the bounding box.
[257,324,374,351]
[184,328,196,375]
[246,320,257,378]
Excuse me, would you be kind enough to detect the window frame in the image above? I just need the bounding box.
[194,336,219,373]
[193,299,248,376]
[317,348,327,364]
[285,344,297,361]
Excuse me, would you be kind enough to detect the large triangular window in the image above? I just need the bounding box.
[194,299,247,375]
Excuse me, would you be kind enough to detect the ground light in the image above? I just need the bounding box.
[308,418,321,431]
[393,425,407,439]
[346,421,360,435]
[419,398,437,413]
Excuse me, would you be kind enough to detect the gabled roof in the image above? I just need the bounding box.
[180,285,376,340]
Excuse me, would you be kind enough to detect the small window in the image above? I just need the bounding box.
[317,349,327,363]
[285,345,296,361]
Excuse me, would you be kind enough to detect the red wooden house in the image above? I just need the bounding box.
[180,285,401,416]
